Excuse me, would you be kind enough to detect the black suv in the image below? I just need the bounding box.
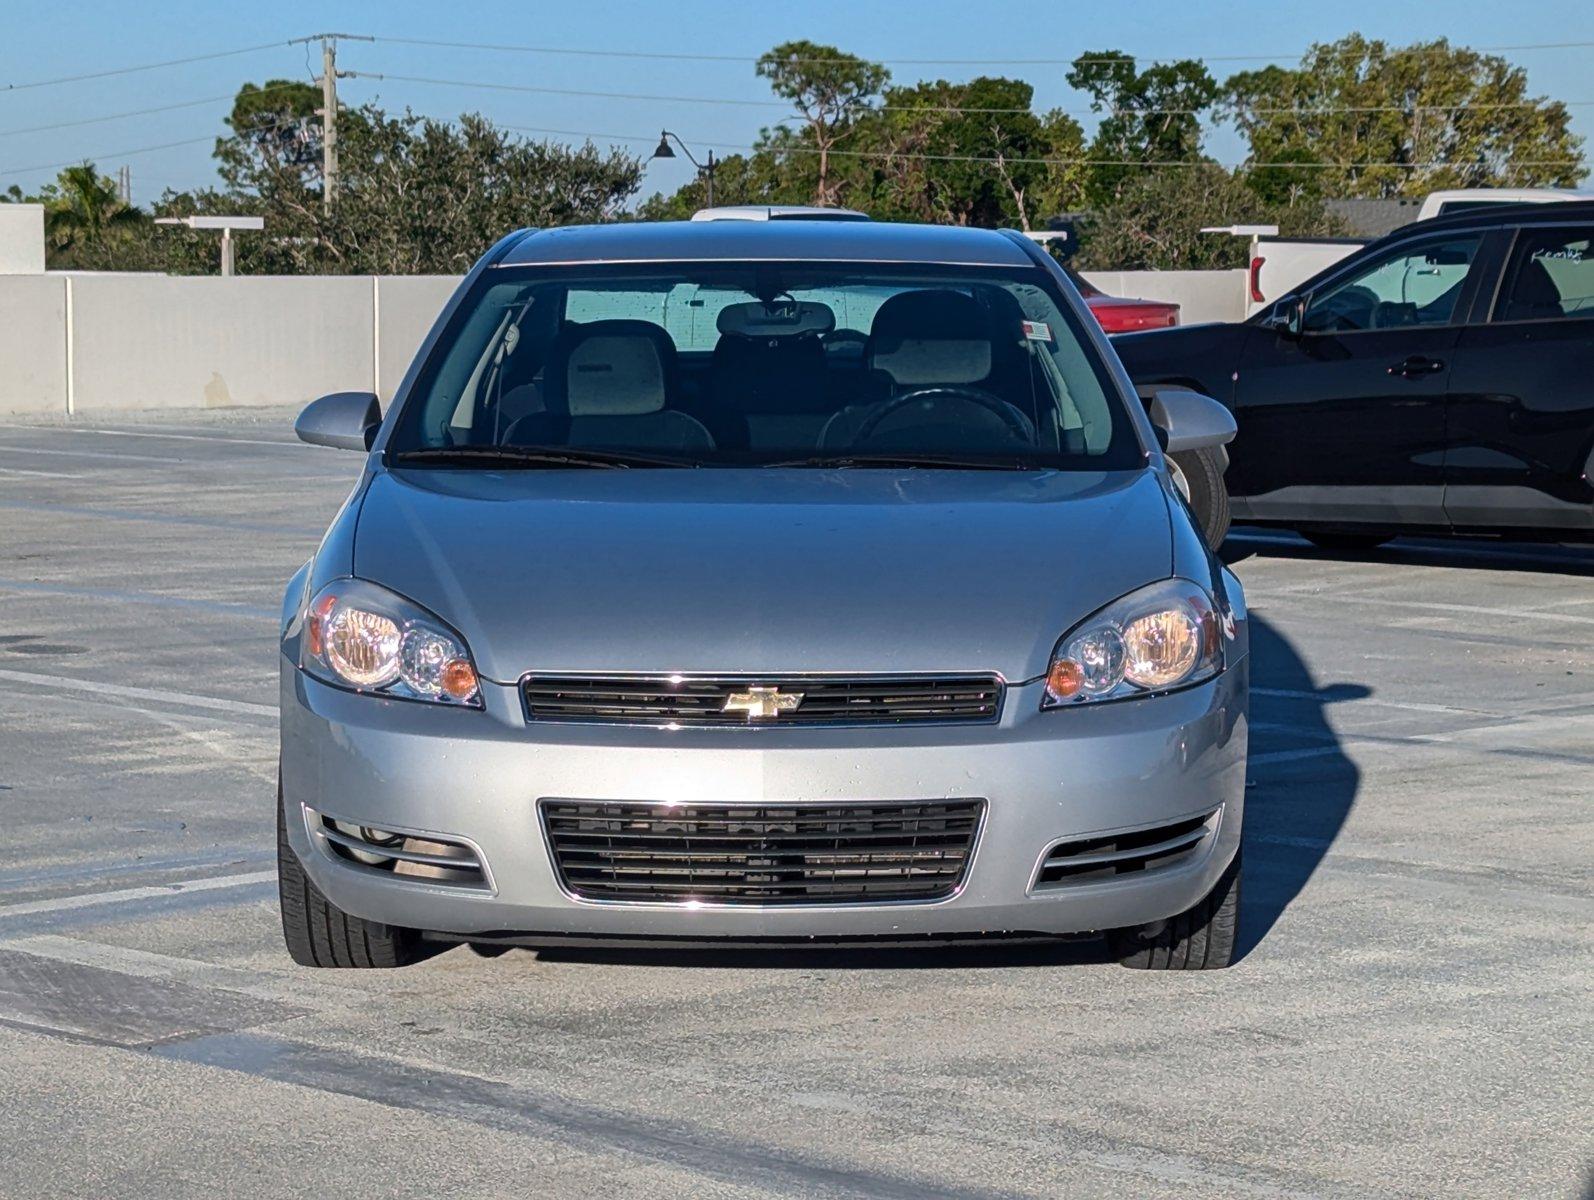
[1115,201,1594,549]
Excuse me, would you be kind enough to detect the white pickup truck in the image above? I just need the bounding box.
[1243,187,1594,315]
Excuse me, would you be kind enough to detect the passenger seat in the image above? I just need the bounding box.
[505,320,714,452]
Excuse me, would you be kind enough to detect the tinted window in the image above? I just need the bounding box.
[1304,236,1481,333]
[1495,227,1594,322]
[390,262,1141,470]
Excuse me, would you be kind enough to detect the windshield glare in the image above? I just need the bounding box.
[390,263,1141,469]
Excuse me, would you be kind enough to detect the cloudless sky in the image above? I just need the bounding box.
[2,0,1589,205]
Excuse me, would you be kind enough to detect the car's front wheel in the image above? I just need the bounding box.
[1168,448,1231,549]
[277,785,420,969]
[1109,851,1241,970]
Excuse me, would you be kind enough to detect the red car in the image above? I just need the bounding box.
[1070,269,1181,334]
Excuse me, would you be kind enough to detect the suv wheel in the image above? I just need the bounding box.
[1168,448,1231,548]
[277,784,420,969]
[1109,852,1241,970]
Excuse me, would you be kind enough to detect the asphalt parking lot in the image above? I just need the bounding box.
[0,407,1589,1199]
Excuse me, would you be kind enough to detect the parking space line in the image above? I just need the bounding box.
[0,497,319,536]
[1253,686,1498,717]
[0,870,275,919]
[0,425,309,449]
[0,443,188,465]
[0,668,275,718]
[0,578,275,619]
[1264,591,1594,625]
[0,465,86,479]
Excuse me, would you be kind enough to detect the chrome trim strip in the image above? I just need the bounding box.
[518,670,1006,729]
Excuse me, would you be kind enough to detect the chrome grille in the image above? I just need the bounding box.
[540,799,985,904]
[521,674,1003,727]
[1033,808,1219,889]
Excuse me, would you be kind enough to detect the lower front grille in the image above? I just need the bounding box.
[540,799,984,905]
[1033,808,1219,889]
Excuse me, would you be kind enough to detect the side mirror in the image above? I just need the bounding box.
[1264,295,1306,338]
[296,391,381,451]
[1140,386,1236,455]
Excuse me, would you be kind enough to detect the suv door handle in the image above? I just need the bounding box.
[1387,355,1445,378]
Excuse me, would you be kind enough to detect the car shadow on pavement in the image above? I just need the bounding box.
[1235,614,1363,963]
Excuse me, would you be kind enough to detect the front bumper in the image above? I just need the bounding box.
[280,661,1247,939]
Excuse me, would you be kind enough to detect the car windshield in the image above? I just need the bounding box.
[388,262,1142,470]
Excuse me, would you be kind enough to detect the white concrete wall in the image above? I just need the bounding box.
[1080,269,1247,324]
[0,204,46,275]
[0,268,1249,416]
[375,276,460,400]
[69,276,375,412]
[0,274,67,414]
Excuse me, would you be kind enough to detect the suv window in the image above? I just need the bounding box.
[1304,236,1482,333]
[1495,227,1594,322]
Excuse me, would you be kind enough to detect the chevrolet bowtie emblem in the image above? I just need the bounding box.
[722,686,804,720]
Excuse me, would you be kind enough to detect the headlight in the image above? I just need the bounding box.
[301,579,481,707]
[1042,578,1224,709]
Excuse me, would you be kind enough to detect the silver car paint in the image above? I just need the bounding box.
[351,467,1175,684]
[280,220,1248,941]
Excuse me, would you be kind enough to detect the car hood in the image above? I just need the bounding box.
[353,467,1173,683]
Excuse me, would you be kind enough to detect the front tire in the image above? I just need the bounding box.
[1109,851,1241,970]
[277,785,420,969]
[1169,448,1231,549]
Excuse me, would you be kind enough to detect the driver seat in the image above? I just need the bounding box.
[819,289,1030,449]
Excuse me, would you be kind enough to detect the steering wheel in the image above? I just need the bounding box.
[853,387,1032,446]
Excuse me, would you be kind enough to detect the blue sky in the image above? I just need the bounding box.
[2,0,1589,204]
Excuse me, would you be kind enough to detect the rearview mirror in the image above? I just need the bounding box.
[296,391,381,451]
[1139,386,1237,455]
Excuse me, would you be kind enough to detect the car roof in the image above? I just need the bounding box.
[1404,198,1594,237]
[493,219,1038,268]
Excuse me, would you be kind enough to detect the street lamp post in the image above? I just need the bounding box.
[652,131,719,208]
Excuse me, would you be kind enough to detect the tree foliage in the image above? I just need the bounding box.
[1066,51,1220,204]
[1224,35,1587,199]
[755,40,889,206]
[4,164,145,269]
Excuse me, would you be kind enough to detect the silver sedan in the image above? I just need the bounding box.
[278,214,1248,970]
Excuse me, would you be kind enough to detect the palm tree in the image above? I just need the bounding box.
[40,163,144,266]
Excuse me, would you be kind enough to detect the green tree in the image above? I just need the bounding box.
[858,77,1083,229]
[756,40,890,206]
[1224,35,1587,198]
[11,164,146,268]
[1074,162,1343,271]
[1066,51,1219,204]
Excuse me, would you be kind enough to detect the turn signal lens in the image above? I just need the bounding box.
[297,579,483,708]
[1042,579,1225,709]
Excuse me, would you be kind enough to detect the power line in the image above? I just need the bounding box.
[0,135,219,179]
[0,41,290,94]
[0,82,311,140]
[365,33,1594,67]
[343,70,1594,119]
[483,122,1579,171]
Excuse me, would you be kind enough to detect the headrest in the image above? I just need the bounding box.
[1512,256,1563,311]
[715,300,835,338]
[557,320,672,417]
[867,289,992,385]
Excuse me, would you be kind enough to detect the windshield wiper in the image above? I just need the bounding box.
[762,452,1043,471]
[391,445,693,469]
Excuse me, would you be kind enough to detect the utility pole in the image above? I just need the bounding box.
[319,37,339,213]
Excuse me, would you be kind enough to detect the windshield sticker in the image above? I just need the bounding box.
[1021,320,1053,343]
